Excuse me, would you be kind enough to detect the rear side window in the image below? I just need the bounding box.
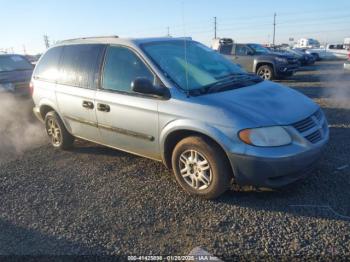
[102,46,154,93]
[33,47,62,81]
[58,44,105,89]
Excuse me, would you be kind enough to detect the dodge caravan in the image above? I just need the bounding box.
[31,37,329,199]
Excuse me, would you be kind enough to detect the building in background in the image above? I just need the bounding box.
[294,38,320,49]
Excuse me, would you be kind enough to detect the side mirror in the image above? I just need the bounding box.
[247,50,254,56]
[131,78,167,97]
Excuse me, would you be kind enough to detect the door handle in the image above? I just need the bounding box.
[97,103,110,112]
[82,100,94,109]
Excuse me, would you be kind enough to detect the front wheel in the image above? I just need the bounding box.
[171,136,232,199]
[257,65,275,80]
[45,111,74,150]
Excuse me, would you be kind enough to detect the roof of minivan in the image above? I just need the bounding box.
[55,36,192,46]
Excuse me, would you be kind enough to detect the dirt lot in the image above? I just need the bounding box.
[0,61,349,260]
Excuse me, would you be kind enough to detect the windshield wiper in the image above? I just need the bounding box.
[197,74,262,95]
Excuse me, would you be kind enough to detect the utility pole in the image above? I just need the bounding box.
[272,13,276,48]
[214,16,217,39]
[167,26,170,37]
[43,34,50,49]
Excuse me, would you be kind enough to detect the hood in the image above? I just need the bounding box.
[254,52,296,62]
[198,80,318,128]
[0,69,33,84]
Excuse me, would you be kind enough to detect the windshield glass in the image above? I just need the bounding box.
[0,55,33,72]
[141,40,246,91]
[248,44,271,54]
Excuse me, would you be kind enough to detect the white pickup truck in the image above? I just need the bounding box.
[306,44,349,60]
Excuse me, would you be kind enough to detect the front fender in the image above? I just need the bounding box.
[159,118,242,161]
[254,59,276,73]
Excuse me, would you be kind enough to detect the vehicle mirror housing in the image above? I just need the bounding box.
[131,78,168,97]
[247,50,254,55]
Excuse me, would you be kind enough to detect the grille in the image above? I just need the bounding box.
[292,109,326,144]
[305,130,322,143]
[293,117,316,133]
[287,58,298,64]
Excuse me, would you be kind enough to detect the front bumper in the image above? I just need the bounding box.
[228,108,329,188]
[228,144,326,188]
[275,64,299,77]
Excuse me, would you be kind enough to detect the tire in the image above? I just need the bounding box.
[45,111,74,150]
[171,136,232,199]
[257,65,275,80]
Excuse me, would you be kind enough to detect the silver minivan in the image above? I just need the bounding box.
[32,36,329,199]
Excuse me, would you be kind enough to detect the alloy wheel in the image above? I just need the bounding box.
[258,68,271,80]
[178,150,212,190]
[47,119,62,146]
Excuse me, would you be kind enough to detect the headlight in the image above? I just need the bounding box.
[239,126,292,147]
[0,83,15,92]
[275,57,288,63]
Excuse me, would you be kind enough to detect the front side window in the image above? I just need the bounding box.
[102,46,154,93]
[0,55,33,73]
[141,40,245,91]
[248,44,271,54]
[58,44,105,89]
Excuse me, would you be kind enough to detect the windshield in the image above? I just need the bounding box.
[0,55,33,73]
[141,40,246,91]
[248,44,271,54]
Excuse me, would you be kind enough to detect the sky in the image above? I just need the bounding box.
[1,0,350,54]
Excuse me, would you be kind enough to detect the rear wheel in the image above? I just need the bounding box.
[45,111,74,150]
[171,136,231,199]
[257,65,274,80]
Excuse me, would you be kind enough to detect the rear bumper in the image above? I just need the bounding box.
[33,106,44,123]
[228,143,327,188]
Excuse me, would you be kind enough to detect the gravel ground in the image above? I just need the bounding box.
[0,61,349,260]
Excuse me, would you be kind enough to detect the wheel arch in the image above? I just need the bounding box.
[255,61,275,73]
[160,122,234,175]
[38,100,72,134]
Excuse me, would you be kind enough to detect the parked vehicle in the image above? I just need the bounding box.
[344,52,350,71]
[279,48,315,66]
[0,54,34,96]
[213,39,299,80]
[32,37,329,199]
[307,44,349,60]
